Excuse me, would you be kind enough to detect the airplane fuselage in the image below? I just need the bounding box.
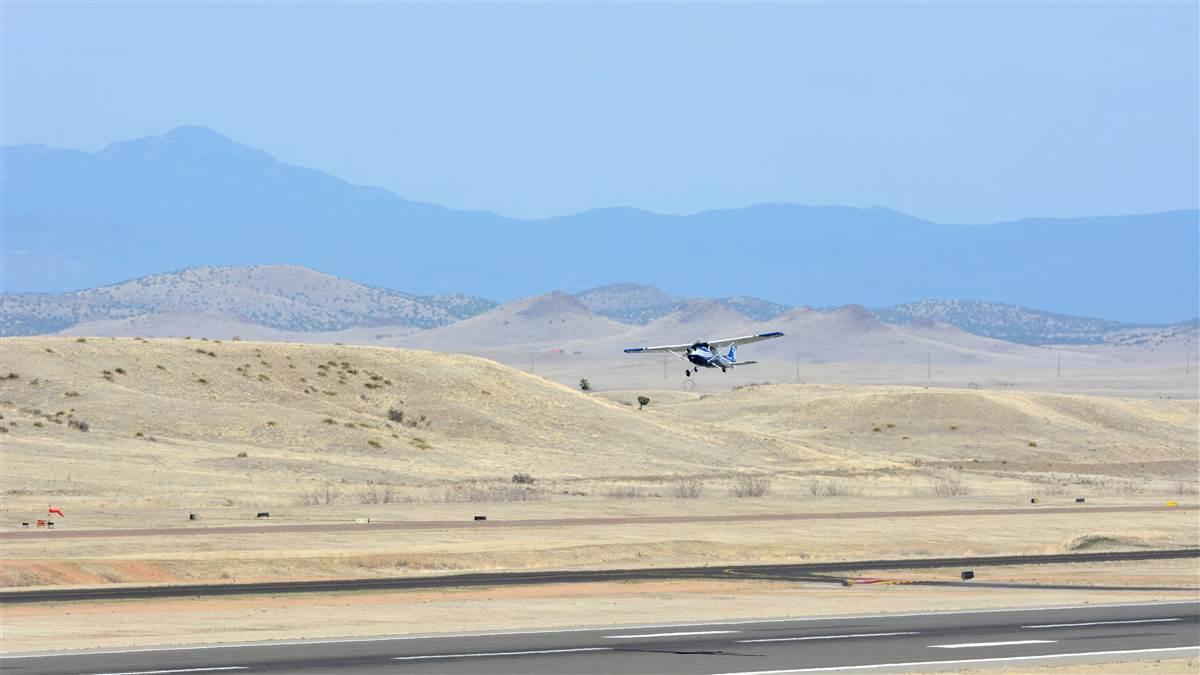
[686,344,731,369]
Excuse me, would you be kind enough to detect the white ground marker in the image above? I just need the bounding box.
[708,645,1200,674]
[1023,618,1183,629]
[393,647,611,660]
[740,632,919,643]
[605,630,739,639]
[89,662,250,667]
[929,639,1056,649]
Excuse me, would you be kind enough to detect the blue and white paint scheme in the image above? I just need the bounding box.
[624,331,785,377]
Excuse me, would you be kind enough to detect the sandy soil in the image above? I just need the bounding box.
[3,498,1196,589]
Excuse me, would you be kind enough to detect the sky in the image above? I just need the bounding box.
[2,1,1198,223]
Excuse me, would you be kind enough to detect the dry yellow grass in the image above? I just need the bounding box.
[3,337,1194,514]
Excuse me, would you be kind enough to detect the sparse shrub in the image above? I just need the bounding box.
[156,365,166,370]
[808,479,852,497]
[257,374,270,382]
[367,439,381,448]
[298,483,340,506]
[578,378,591,392]
[344,422,355,428]
[671,478,703,499]
[236,451,248,458]
[322,417,336,425]
[387,407,404,423]
[872,426,881,432]
[68,418,89,432]
[949,425,959,431]
[932,476,969,496]
[442,483,540,503]
[606,485,645,499]
[114,367,126,375]
[1028,441,1038,447]
[886,423,895,428]
[44,348,54,353]
[729,475,771,498]
[1,373,18,380]
[63,391,79,398]
[33,421,44,428]
[512,472,535,485]
[75,338,86,343]
[637,395,650,409]
[357,483,396,504]
[197,378,208,385]
[410,437,431,449]
[135,431,144,438]
[266,420,277,427]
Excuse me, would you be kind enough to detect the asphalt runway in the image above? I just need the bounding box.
[3,601,1196,674]
[3,504,1192,540]
[2,549,1195,603]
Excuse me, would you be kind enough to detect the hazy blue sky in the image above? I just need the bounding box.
[2,1,1197,222]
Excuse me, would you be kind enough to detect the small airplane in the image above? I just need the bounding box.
[624,331,784,377]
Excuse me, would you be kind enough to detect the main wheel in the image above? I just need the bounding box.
[721,367,727,372]
[685,370,691,377]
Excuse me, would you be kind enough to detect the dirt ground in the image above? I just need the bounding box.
[3,498,1196,589]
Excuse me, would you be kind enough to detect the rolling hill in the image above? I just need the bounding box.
[0,265,495,336]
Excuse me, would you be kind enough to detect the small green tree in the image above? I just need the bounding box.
[637,395,650,409]
[579,378,591,392]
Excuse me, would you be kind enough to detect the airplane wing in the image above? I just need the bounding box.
[706,331,785,352]
[623,343,694,355]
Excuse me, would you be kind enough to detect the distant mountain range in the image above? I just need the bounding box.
[574,283,791,323]
[2,126,1197,323]
[2,266,1194,349]
[872,299,1195,345]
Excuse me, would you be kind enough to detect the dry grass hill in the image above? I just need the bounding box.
[1,265,494,335]
[396,292,630,352]
[1,337,1195,513]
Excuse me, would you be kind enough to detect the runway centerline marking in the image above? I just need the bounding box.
[708,645,1200,674]
[929,639,1056,649]
[605,630,739,639]
[392,647,611,661]
[740,632,919,643]
[87,662,248,667]
[1023,618,1183,628]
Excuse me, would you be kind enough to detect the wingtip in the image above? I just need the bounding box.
[623,347,644,353]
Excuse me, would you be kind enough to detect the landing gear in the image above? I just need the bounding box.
[685,369,691,377]
[721,367,727,372]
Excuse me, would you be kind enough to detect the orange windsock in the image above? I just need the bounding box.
[48,506,65,517]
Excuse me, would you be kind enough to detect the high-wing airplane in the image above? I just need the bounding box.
[624,331,784,377]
